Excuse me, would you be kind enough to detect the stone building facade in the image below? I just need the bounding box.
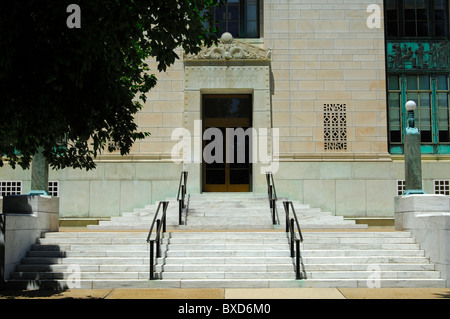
[1,0,450,221]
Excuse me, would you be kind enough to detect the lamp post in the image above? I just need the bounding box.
[403,100,425,195]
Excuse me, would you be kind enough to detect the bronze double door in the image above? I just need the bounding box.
[202,94,252,192]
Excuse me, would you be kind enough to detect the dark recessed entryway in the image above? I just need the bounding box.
[202,94,252,192]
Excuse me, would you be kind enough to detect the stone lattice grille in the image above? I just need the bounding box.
[397,180,406,195]
[434,180,450,195]
[0,181,22,197]
[48,181,59,197]
[324,103,347,151]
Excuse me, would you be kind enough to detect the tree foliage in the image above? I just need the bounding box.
[0,0,223,170]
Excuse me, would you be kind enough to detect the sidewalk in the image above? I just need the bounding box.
[1,287,449,299]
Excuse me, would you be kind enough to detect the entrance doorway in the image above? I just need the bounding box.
[202,94,252,192]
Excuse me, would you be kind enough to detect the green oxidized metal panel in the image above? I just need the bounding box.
[387,40,450,72]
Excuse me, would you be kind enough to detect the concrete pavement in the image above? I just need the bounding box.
[1,288,449,299]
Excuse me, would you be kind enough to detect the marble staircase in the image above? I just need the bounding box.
[6,230,445,289]
[4,193,446,289]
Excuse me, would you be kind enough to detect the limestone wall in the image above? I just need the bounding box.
[264,0,388,158]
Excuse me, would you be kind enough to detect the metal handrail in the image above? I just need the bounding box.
[266,172,279,225]
[283,200,306,280]
[146,201,169,280]
[177,171,188,225]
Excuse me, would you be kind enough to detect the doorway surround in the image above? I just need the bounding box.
[183,32,272,194]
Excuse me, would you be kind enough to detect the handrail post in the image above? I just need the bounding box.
[162,201,168,233]
[290,218,295,258]
[284,201,290,233]
[177,171,188,225]
[179,199,182,225]
[269,185,273,208]
[156,219,161,258]
[295,239,301,279]
[149,240,155,280]
[272,199,276,224]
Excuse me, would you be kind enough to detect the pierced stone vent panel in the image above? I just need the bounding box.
[434,180,450,195]
[397,180,405,196]
[48,181,59,197]
[0,181,22,197]
[324,103,347,151]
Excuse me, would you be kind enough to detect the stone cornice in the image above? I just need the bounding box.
[184,32,271,62]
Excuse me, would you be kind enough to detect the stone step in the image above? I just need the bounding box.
[31,242,419,251]
[164,238,289,244]
[165,237,415,244]
[25,249,289,258]
[178,224,275,230]
[301,243,421,250]
[13,267,440,282]
[161,257,294,265]
[305,271,442,279]
[165,250,291,257]
[168,231,407,238]
[184,205,314,211]
[281,263,437,272]
[300,256,431,264]
[15,261,437,274]
[42,232,148,238]
[161,255,432,266]
[166,244,290,250]
[26,251,153,258]
[157,264,294,272]
[15,263,294,273]
[36,238,151,244]
[9,270,301,280]
[160,272,296,280]
[10,272,149,280]
[6,278,446,290]
[21,257,150,265]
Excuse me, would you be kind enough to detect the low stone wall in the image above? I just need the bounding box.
[1,195,59,287]
[395,194,450,288]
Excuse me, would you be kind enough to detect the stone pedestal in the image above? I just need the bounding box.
[1,195,59,287]
[404,130,424,194]
[395,195,450,288]
[31,147,49,194]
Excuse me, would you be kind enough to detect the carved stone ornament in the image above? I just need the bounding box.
[184,32,272,62]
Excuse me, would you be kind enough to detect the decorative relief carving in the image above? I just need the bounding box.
[387,40,450,72]
[184,32,271,61]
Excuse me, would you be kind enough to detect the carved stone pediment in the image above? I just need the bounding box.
[184,32,271,62]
